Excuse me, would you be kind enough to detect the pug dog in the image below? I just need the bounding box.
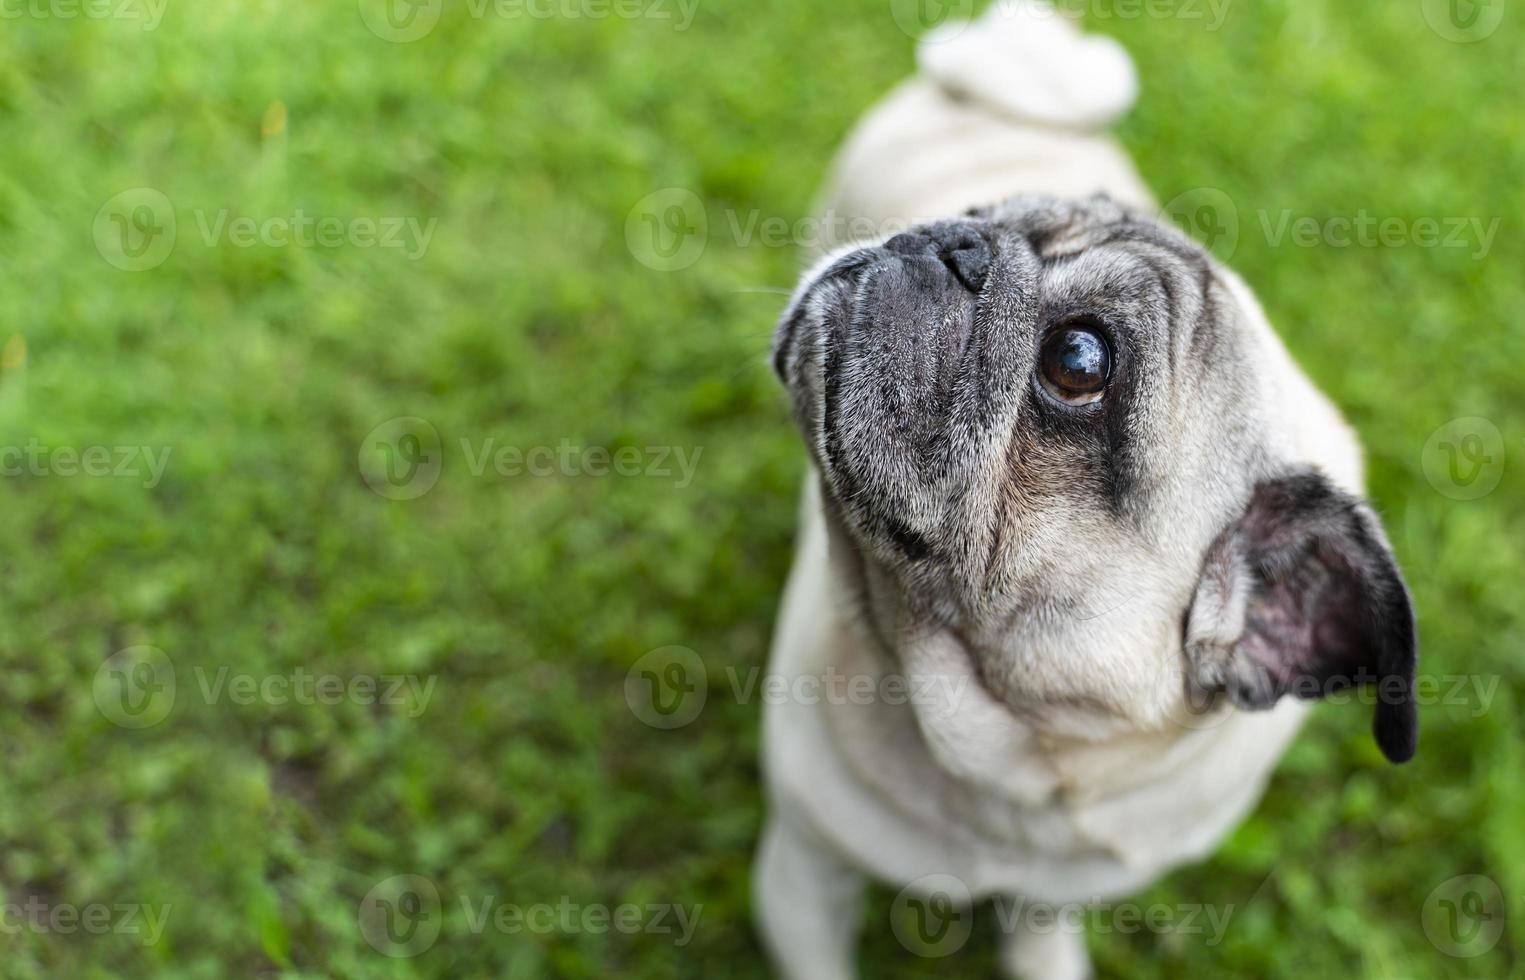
[752,3,1417,979]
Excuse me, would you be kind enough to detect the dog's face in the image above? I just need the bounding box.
[773,195,1417,761]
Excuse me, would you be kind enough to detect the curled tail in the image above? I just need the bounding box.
[917,0,1138,130]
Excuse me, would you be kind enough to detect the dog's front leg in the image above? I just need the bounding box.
[998,905,1093,980]
[753,813,864,980]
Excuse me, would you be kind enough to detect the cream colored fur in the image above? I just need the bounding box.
[754,4,1369,978]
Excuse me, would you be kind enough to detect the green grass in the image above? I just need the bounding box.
[1,0,1522,976]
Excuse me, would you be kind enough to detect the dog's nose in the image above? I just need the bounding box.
[883,222,992,293]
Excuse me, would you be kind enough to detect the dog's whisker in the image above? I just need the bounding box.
[730,285,796,296]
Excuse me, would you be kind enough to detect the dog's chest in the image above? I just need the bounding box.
[821,643,1189,862]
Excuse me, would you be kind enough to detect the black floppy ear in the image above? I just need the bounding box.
[1185,470,1418,763]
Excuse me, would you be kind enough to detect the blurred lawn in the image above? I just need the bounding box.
[1,0,1522,977]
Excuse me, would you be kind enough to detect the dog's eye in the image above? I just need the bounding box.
[1038,326,1111,406]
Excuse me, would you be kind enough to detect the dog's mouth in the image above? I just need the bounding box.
[771,220,1050,574]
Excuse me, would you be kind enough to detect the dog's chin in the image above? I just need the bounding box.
[967,645,1194,744]
[831,526,1203,743]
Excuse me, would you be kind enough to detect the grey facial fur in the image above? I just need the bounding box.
[772,193,1417,756]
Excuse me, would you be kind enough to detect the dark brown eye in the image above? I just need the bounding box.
[1038,325,1111,406]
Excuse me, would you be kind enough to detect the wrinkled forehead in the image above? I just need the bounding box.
[970,195,1223,363]
[974,193,1202,260]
